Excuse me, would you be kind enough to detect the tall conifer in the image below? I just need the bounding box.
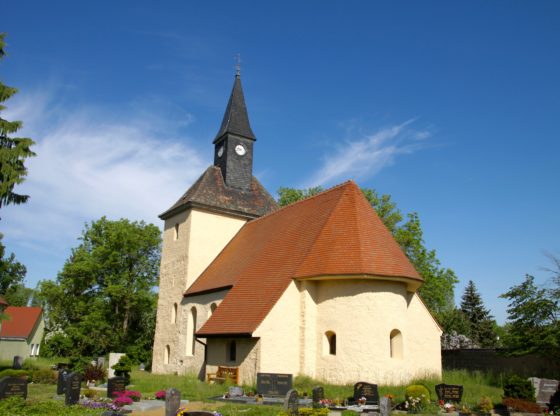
[460,280,497,347]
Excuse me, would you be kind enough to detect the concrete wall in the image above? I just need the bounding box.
[152,205,245,374]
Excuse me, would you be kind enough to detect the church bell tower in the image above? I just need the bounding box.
[212,73,256,190]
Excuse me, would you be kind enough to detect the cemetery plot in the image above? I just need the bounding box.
[65,372,81,405]
[107,376,126,398]
[435,383,464,403]
[257,372,293,396]
[351,382,379,405]
[0,376,28,400]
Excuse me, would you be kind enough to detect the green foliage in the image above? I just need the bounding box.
[500,274,559,359]
[36,217,161,360]
[404,384,430,406]
[502,375,535,401]
[276,187,458,315]
[0,33,36,210]
[0,368,28,378]
[475,396,494,413]
[460,280,497,347]
[112,354,133,384]
[0,395,105,415]
[30,368,57,384]
[0,233,30,307]
[69,355,92,376]
[279,408,329,416]
[40,333,74,358]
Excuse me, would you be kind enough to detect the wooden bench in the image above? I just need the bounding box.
[206,366,239,385]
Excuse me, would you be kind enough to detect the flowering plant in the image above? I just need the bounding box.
[404,395,426,413]
[155,390,166,400]
[176,406,189,416]
[385,394,395,400]
[358,396,367,405]
[113,395,133,407]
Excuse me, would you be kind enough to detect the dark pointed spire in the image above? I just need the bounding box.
[213,74,256,144]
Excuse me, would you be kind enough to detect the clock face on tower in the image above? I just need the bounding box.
[235,144,246,156]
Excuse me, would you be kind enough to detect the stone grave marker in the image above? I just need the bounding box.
[165,388,181,416]
[107,376,126,398]
[353,381,379,405]
[12,356,23,369]
[312,386,324,408]
[283,389,299,416]
[435,383,464,403]
[229,386,244,397]
[380,396,392,416]
[65,372,81,405]
[0,376,28,400]
[97,356,105,367]
[257,372,293,396]
[57,369,69,395]
[535,378,559,406]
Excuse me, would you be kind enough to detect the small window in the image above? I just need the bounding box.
[208,302,217,319]
[174,223,180,240]
[325,331,336,355]
[30,344,35,355]
[390,329,403,359]
[186,307,197,356]
[228,340,237,362]
[172,303,178,324]
[164,345,170,364]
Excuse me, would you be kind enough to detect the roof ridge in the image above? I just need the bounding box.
[246,180,356,226]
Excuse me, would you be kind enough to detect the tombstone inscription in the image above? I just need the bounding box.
[353,382,379,405]
[165,388,181,416]
[0,376,28,400]
[65,372,81,405]
[284,389,299,416]
[536,379,559,406]
[257,373,293,396]
[107,376,126,398]
[57,369,69,395]
[435,384,464,403]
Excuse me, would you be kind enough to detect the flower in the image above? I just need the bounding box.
[176,406,189,416]
[113,395,133,407]
[155,390,166,400]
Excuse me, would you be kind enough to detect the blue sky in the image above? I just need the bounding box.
[1,1,559,324]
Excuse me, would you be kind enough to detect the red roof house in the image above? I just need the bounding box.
[0,306,44,361]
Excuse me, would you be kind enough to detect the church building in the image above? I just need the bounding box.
[151,74,442,385]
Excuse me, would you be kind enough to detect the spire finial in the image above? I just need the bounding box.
[235,53,241,77]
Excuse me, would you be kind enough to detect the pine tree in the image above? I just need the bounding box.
[0,33,36,210]
[460,280,497,347]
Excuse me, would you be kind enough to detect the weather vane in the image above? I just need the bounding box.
[235,53,241,76]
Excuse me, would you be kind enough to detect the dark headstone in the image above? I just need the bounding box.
[435,384,464,403]
[283,389,299,416]
[380,396,391,416]
[107,376,126,398]
[535,379,559,406]
[353,382,379,405]
[12,356,23,370]
[229,386,244,397]
[165,388,181,416]
[57,369,69,395]
[312,386,324,408]
[257,373,293,396]
[65,372,81,405]
[0,376,28,400]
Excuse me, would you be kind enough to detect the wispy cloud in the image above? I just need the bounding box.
[1,88,207,253]
[303,120,430,188]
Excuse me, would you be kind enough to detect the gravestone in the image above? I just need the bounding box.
[380,396,392,416]
[12,356,23,369]
[283,389,299,416]
[229,386,244,397]
[435,383,464,403]
[257,372,293,396]
[165,388,181,416]
[0,376,28,400]
[353,381,379,405]
[312,386,324,408]
[107,376,126,398]
[65,372,81,405]
[57,369,70,395]
[97,356,105,367]
[139,363,146,371]
[108,352,125,378]
[535,378,559,406]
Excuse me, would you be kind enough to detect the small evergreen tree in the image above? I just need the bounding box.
[0,33,36,210]
[460,280,497,347]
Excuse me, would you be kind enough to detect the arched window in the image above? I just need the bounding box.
[186,307,197,356]
[174,223,180,240]
[390,329,403,359]
[208,302,217,319]
[164,345,170,364]
[324,331,336,355]
[172,303,178,323]
[228,340,237,362]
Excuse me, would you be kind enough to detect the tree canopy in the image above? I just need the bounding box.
[0,33,36,210]
[277,186,458,316]
[37,217,161,363]
[0,233,31,306]
[459,280,497,347]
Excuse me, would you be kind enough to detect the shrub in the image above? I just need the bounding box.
[31,368,57,384]
[503,375,535,401]
[82,388,98,399]
[155,390,166,400]
[69,355,93,376]
[111,355,133,385]
[502,397,542,413]
[84,362,106,383]
[113,395,133,407]
[279,409,329,416]
[405,384,431,408]
[0,369,29,379]
[475,396,493,413]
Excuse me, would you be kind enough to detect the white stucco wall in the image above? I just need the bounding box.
[152,206,245,375]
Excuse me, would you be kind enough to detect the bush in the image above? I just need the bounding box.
[31,368,57,384]
[0,369,29,379]
[82,388,98,399]
[84,362,106,383]
[279,409,329,416]
[40,333,74,358]
[111,355,133,385]
[476,396,494,413]
[405,384,430,407]
[69,355,93,376]
[502,397,542,413]
[503,375,535,401]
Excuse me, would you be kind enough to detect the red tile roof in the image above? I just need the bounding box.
[188,181,422,337]
[0,306,42,339]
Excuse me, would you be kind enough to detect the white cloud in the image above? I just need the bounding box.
[304,120,429,187]
[1,89,208,253]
